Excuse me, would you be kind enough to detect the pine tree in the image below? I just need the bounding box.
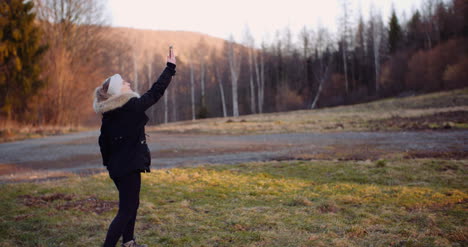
[407,11,424,50]
[0,0,47,121]
[452,0,468,37]
[388,9,402,54]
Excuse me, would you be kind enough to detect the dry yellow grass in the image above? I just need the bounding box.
[150,87,468,134]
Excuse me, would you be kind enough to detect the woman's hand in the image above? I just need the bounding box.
[167,45,176,65]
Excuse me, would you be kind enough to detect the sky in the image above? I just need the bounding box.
[108,0,425,45]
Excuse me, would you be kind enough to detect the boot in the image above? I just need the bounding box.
[121,238,148,247]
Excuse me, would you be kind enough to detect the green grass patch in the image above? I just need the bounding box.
[0,159,467,246]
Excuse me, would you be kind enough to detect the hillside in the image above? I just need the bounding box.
[149,88,468,135]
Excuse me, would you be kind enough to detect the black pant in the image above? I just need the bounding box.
[103,171,141,247]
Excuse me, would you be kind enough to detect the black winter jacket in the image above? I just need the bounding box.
[94,63,176,179]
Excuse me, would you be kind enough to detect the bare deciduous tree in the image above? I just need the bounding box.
[339,0,351,95]
[215,66,227,117]
[195,38,209,111]
[227,36,241,117]
[243,25,257,114]
[33,0,109,125]
[369,7,384,95]
[254,42,266,114]
[171,78,177,122]
[311,27,333,109]
[190,62,196,120]
[164,88,168,123]
[299,26,312,86]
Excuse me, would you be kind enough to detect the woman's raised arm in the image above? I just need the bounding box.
[126,46,177,112]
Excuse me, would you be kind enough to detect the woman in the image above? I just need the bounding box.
[94,48,176,247]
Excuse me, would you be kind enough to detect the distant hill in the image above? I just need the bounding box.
[104,27,227,65]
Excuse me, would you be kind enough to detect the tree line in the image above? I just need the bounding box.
[1,0,467,127]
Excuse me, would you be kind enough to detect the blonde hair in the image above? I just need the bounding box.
[95,78,112,103]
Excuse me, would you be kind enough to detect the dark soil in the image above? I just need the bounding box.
[404,150,468,160]
[18,193,118,215]
[368,111,468,131]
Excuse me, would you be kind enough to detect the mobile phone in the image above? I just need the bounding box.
[169,45,173,57]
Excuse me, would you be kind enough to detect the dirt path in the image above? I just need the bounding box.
[0,129,466,183]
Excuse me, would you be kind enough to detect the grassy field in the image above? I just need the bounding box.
[150,88,468,135]
[0,88,466,246]
[0,158,466,246]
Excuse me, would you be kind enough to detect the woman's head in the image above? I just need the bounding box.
[95,74,133,102]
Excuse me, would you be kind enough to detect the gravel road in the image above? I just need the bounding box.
[0,129,466,183]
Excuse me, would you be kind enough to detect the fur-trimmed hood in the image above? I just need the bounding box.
[93,86,140,114]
